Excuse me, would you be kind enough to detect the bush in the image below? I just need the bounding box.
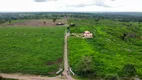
[121,64,137,77]
[53,19,56,23]
[105,74,120,80]
[0,76,2,80]
[75,55,95,77]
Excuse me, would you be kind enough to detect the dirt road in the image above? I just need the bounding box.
[0,73,65,80]
[62,33,74,80]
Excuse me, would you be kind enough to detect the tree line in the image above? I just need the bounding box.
[0,12,142,24]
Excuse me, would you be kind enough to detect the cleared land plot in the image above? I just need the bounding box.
[0,27,65,76]
[68,19,142,79]
[1,19,67,27]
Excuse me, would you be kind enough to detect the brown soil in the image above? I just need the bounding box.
[56,58,63,63]
[47,62,54,65]
[47,58,63,65]
[1,19,67,27]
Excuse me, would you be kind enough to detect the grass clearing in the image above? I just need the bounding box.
[0,27,65,76]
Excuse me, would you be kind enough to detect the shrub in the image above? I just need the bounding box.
[53,19,56,23]
[105,74,120,80]
[9,20,11,24]
[75,55,95,77]
[0,76,2,80]
[121,64,137,77]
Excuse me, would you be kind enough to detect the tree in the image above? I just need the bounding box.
[9,20,11,24]
[53,18,56,23]
[75,55,95,77]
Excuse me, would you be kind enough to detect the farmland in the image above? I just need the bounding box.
[0,12,142,80]
[1,19,67,27]
[68,19,142,79]
[0,26,65,76]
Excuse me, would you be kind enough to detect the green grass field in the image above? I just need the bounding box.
[68,19,142,79]
[0,27,65,76]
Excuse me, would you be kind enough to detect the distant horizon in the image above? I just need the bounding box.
[0,11,142,13]
[0,0,142,12]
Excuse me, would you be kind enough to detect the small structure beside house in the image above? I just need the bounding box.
[83,31,93,38]
[56,22,64,26]
[69,23,75,27]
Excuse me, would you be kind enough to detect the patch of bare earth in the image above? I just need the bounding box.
[47,58,63,65]
[0,73,66,80]
[1,19,67,27]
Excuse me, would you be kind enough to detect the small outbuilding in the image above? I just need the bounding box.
[83,31,93,38]
[56,23,64,26]
[69,23,75,27]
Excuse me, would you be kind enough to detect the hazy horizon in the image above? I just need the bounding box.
[0,0,142,12]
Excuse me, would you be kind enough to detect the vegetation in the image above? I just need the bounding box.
[0,77,17,80]
[53,18,57,23]
[121,64,137,77]
[0,27,65,76]
[0,12,142,79]
[1,12,142,24]
[68,19,142,79]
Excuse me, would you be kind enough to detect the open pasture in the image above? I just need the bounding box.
[0,26,65,76]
